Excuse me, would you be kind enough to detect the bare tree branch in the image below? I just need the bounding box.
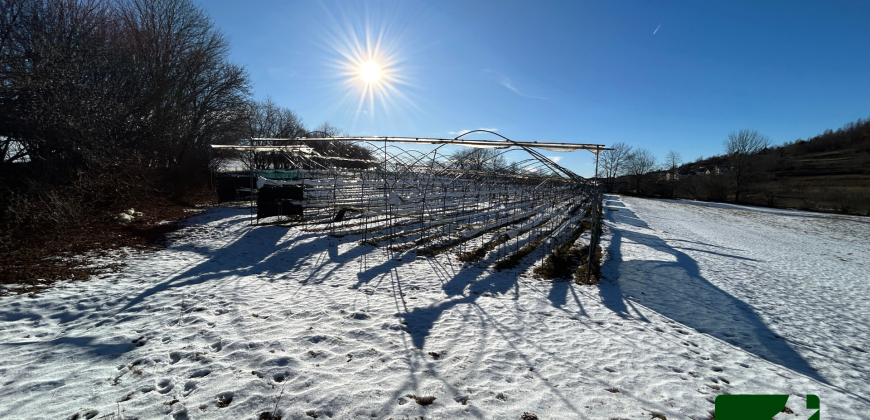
[724,129,770,203]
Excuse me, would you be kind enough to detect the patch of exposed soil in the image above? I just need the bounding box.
[0,190,215,295]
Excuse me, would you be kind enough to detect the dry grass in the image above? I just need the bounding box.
[492,235,545,270]
[533,223,586,280]
[457,234,509,263]
[0,190,215,295]
[574,244,603,285]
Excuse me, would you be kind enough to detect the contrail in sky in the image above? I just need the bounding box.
[653,24,661,35]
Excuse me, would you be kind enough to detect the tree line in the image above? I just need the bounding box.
[598,117,870,215]
[0,0,364,247]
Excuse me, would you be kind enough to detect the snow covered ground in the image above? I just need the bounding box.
[0,195,867,419]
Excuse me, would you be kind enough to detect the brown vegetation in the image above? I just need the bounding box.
[574,244,602,285]
[0,0,249,290]
[0,0,365,290]
[533,222,587,280]
[609,115,870,216]
[0,189,214,295]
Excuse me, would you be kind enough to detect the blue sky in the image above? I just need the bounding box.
[199,0,870,177]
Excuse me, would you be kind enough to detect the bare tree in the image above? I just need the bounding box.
[1,0,251,239]
[600,142,631,192]
[623,148,657,195]
[449,148,507,173]
[248,97,306,140]
[311,121,344,137]
[307,121,373,168]
[237,97,306,170]
[662,150,682,198]
[116,0,250,182]
[723,129,770,203]
[1,0,125,175]
[665,150,682,174]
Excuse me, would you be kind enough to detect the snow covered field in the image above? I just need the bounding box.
[1,195,867,419]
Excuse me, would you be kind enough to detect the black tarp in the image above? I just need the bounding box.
[216,176,255,203]
[257,185,304,220]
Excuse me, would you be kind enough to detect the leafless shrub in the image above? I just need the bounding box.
[823,189,868,215]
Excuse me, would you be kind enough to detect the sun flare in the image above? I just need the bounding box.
[320,4,418,127]
[360,61,381,83]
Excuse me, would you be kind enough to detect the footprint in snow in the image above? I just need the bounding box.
[216,391,233,408]
[157,378,173,394]
[183,381,197,397]
[70,409,99,419]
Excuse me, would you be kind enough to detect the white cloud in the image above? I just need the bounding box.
[547,156,563,163]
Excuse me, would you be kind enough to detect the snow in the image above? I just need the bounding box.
[0,195,867,419]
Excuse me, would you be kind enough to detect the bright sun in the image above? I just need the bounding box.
[360,61,381,83]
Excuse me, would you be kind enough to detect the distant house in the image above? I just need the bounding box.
[693,165,722,176]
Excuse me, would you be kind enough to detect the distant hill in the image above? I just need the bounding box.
[650,116,870,215]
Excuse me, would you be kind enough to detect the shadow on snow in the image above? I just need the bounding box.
[598,195,827,383]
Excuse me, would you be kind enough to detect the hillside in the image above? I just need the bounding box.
[666,116,870,214]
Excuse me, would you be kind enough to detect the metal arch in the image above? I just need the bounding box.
[452,129,511,141]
